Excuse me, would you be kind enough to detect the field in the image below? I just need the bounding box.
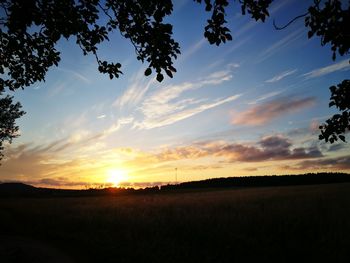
[1,183,350,263]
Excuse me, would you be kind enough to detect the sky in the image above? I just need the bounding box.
[1,0,349,189]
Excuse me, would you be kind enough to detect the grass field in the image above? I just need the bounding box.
[1,183,350,263]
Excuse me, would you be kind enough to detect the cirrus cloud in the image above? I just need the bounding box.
[265,69,297,83]
[302,59,350,79]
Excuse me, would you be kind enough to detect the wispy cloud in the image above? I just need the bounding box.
[57,67,91,84]
[113,68,155,109]
[265,69,297,83]
[47,82,66,98]
[71,72,91,83]
[233,0,293,38]
[302,59,350,79]
[111,61,242,131]
[109,65,240,133]
[257,28,305,63]
[97,114,106,119]
[226,36,252,54]
[133,68,239,129]
[233,96,316,126]
[235,21,259,37]
[103,116,134,135]
[179,38,206,62]
[248,90,284,105]
[135,94,242,129]
[268,0,294,14]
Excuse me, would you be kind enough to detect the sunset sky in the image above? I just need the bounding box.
[1,0,349,189]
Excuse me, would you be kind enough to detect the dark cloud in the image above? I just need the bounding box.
[243,167,259,172]
[120,181,168,188]
[218,136,322,162]
[158,135,323,163]
[232,96,316,126]
[157,146,207,161]
[34,178,90,188]
[260,135,292,149]
[283,155,350,170]
[287,127,310,137]
[186,164,224,171]
[328,143,347,152]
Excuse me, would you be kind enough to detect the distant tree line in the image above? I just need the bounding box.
[161,172,350,190]
[1,173,350,197]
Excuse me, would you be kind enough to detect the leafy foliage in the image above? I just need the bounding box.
[303,0,350,143]
[0,0,180,92]
[0,95,25,161]
[239,0,272,21]
[195,0,232,45]
[0,0,279,92]
[1,0,348,91]
[305,0,350,61]
[195,0,272,45]
[319,80,350,143]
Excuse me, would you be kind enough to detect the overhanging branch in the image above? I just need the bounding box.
[273,12,309,30]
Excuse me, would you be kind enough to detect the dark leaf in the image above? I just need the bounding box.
[145,68,152,76]
[156,73,164,82]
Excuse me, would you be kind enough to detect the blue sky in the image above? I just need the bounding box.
[1,0,349,188]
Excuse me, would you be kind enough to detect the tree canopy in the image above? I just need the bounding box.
[0,95,25,161]
[0,0,349,158]
[319,79,350,143]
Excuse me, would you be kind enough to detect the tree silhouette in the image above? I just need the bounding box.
[319,80,350,143]
[0,95,25,161]
[0,0,349,158]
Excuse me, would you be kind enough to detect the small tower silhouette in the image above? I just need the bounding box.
[175,167,178,184]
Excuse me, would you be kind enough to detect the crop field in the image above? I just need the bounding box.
[1,183,350,263]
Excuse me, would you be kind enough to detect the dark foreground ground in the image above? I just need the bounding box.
[1,183,350,263]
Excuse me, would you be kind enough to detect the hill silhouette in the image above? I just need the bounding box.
[0,182,36,196]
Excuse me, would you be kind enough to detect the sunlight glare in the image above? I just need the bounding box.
[107,169,128,187]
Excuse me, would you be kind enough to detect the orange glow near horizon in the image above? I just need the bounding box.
[106,169,128,187]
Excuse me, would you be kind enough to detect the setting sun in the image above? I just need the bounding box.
[106,169,128,187]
